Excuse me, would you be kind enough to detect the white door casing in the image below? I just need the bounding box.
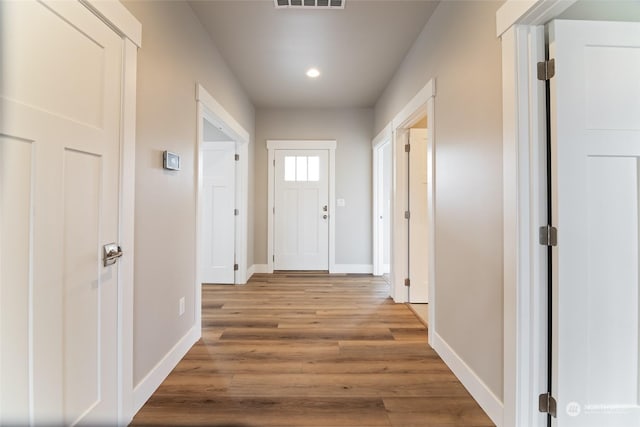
[372,124,392,277]
[387,79,435,308]
[201,141,236,284]
[266,140,336,273]
[549,19,640,427]
[408,128,429,303]
[0,0,128,424]
[274,149,329,270]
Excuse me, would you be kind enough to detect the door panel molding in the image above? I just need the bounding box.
[266,140,336,273]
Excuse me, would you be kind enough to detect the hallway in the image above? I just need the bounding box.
[131,273,493,426]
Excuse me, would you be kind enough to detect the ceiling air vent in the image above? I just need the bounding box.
[275,0,345,9]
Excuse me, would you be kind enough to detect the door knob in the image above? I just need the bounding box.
[323,215,328,219]
[323,205,328,212]
[103,243,123,267]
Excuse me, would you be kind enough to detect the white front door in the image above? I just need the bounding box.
[201,141,236,284]
[408,128,429,303]
[549,19,640,426]
[0,1,123,424]
[274,150,329,270]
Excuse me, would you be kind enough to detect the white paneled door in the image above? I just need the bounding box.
[0,1,122,424]
[549,19,640,427]
[274,150,329,270]
[201,141,236,284]
[408,128,429,303]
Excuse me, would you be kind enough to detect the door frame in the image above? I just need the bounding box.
[372,124,392,276]
[266,140,336,273]
[195,84,250,324]
[48,1,141,424]
[497,2,577,426]
[9,1,143,424]
[386,79,435,322]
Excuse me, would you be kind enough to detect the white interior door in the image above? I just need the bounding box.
[0,1,123,424]
[409,128,429,303]
[549,19,640,426]
[274,150,329,270]
[201,141,236,284]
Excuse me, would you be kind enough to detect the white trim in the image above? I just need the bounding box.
[331,264,373,274]
[132,325,199,414]
[266,140,337,150]
[391,79,435,130]
[498,2,580,426]
[80,1,141,423]
[196,85,250,145]
[251,264,270,274]
[432,331,504,427]
[372,124,392,276]
[496,0,576,37]
[195,85,251,330]
[372,122,392,149]
[266,140,337,273]
[117,39,138,425]
[387,79,436,342]
[81,0,142,47]
[383,263,390,274]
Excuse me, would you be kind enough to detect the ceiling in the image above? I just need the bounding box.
[188,0,439,109]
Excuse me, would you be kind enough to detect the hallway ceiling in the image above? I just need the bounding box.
[188,0,439,109]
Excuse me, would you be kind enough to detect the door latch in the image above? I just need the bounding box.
[103,243,123,267]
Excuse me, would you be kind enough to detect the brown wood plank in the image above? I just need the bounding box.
[131,272,494,427]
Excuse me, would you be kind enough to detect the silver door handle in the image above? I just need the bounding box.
[103,243,123,267]
[323,215,328,219]
[323,205,328,212]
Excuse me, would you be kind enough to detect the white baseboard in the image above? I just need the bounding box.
[132,325,200,415]
[250,264,269,274]
[251,264,372,275]
[431,331,504,427]
[246,264,255,279]
[383,263,390,274]
[330,264,373,274]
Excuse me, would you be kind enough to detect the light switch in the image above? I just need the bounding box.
[337,198,346,207]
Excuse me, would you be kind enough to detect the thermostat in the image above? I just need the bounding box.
[163,151,180,171]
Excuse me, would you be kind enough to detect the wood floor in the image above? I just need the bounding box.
[131,273,494,427]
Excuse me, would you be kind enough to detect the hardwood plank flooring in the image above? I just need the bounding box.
[131,273,494,427]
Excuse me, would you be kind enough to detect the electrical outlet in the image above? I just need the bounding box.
[179,297,185,316]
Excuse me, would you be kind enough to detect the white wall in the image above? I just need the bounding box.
[254,108,373,267]
[375,0,505,400]
[121,0,255,386]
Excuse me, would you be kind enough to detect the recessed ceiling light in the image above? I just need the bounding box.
[306,68,320,78]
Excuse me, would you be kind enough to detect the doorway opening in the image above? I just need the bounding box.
[378,79,435,331]
[372,128,392,278]
[195,84,250,322]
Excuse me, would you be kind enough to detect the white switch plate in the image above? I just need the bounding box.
[337,198,345,207]
[179,297,185,316]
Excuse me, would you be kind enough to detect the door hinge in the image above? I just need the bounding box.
[235,154,240,161]
[234,263,239,271]
[234,209,239,216]
[272,255,275,262]
[404,278,411,287]
[539,225,558,246]
[404,211,411,220]
[405,143,411,153]
[537,59,555,81]
[273,159,275,167]
[273,206,275,214]
[538,392,557,417]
